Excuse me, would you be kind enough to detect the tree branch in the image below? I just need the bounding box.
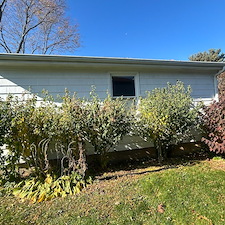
[0,0,7,23]
[16,10,51,53]
[0,0,80,54]
[0,26,11,52]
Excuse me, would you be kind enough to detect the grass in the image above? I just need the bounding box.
[0,159,225,225]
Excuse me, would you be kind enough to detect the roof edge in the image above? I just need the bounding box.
[0,53,225,68]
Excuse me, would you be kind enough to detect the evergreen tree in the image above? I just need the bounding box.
[189,49,225,62]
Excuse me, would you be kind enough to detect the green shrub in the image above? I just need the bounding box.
[57,92,89,177]
[2,92,91,179]
[0,90,132,201]
[85,92,133,168]
[4,94,60,179]
[0,95,20,183]
[202,93,225,154]
[0,148,21,184]
[138,81,200,162]
[0,97,11,147]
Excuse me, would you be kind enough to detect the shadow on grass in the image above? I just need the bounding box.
[89,152,208,181]
[97,165,179,181]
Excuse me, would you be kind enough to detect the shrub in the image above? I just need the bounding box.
[0,90,133,201]
[57,92,89,177]
[202,93,225,154]
[0,92,94,201]
[4,94,60,179]
[138,81,200,162]
[0,97,11,147]
[0,90,133,199]
[85,92,132,168]
[0,95,20,183]
[0,148,20,184]
[3,92,90,179]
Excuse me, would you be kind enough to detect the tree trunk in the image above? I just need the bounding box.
[99,151,109,169]
[77,136,87,177]
[155,139,163,164]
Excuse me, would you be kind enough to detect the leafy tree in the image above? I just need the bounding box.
[0,0,79,54]
[189,49,225,62]
[138,81,200,163]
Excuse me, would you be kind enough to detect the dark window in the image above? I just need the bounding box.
[112,76,135,97]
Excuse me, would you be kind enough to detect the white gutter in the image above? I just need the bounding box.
[215,66,225,77]
[0,53,225,70]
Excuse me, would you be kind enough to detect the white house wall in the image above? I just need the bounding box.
[139,71,216,101]
[0,68,217,103]
[0,68,110,100]
[0,63,220,154]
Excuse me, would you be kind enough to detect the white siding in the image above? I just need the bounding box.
[45,135,153,159]
[0,67,217,103]
[0,65,218,154]
[139,71,216,101]
[0,68,110,100]
[85,135,153,155]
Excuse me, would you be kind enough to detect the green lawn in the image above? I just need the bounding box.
[0,159,225,225]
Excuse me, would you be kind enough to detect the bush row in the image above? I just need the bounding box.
[0,81,224,183]
[0,90,132,182]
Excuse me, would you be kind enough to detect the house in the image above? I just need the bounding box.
[0,53,224,157]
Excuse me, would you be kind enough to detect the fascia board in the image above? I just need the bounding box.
[0,53,224,71]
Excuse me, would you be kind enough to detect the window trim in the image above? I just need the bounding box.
[109,72,140,98]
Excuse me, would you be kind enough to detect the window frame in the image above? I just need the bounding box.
[109,72,140,99]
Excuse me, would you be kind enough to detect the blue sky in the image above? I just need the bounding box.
[67,0,225,60]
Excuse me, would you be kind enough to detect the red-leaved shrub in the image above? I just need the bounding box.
[202,94,225,154]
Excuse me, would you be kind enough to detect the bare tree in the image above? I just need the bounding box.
[0,0,80,54]
[0,0,7,23]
